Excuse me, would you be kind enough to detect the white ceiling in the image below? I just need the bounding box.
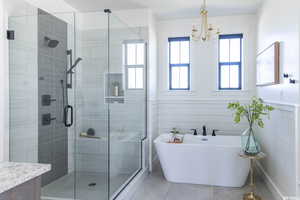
[64,0,262,20]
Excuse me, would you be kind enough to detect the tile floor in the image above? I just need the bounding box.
[132,162,275,200]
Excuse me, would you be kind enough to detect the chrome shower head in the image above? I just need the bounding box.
[44,36,59,48]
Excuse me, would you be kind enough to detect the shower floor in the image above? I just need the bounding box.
[41,171,133,200]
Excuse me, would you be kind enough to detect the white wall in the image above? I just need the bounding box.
[256,0,300,199]
[257,0,300,104]
[256,102,298,199]
[156,15,257,136]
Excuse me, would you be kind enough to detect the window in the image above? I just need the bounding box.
[168,37,190,90]
[124,41,145,89]
[218,34,243,90]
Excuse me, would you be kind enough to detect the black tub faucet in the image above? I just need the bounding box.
[191,129,198,136]
[202,126,207,136]
[212,129,219,136]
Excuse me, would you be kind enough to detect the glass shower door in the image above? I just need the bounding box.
[108,14,147,197]
[74,11,109,200]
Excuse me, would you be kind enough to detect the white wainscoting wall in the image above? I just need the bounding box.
[157,99,249,136]
[256,101,300,200]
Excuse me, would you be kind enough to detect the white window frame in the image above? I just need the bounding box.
[123,40,146,90]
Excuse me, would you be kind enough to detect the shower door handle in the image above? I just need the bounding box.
[64,105,73,127]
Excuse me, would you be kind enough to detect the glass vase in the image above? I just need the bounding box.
[241,127,261,156]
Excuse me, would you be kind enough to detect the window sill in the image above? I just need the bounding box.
[212,89,252,95]
[212,89,250,92]
[160,90,197,96]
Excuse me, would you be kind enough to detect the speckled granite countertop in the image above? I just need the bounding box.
[0,162,51,194]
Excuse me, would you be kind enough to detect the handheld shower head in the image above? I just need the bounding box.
[73,58,82,67]
[67,57,83,74]
[45,36,59,48]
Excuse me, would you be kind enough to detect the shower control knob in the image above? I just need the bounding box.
[42,94,56,106]
[42,113,56,126]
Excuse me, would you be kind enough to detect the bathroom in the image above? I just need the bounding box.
[0,0,299,200]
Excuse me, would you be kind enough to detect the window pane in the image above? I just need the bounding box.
[128,68,136,88]
[180,41,189,64]
[230,65,239,88]
[179,66,188,88]
[171,67,180,88]
[136,68,144,89]
[136,43,144,65]
[127,44,136,65]
[230,38,241,62]
[170,41,180,64]
[220,65,230,88]
[220,39,229,62]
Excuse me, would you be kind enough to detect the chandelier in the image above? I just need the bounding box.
[191,0,220,41]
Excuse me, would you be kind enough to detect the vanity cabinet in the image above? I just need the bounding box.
[0,178,41,200]
[0,162,50,200]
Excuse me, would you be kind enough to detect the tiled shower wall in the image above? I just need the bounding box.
[37,9,68,186]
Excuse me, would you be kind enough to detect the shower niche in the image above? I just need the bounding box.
[105,73,124,103]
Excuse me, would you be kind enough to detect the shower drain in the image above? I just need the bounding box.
[88,182,97,187]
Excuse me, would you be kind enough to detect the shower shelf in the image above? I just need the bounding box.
[104,96,124,99]
[104,96,124,104]
[79,135,101,139]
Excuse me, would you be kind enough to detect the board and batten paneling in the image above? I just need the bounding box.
[158,99,249,136]
[256,101,299,200]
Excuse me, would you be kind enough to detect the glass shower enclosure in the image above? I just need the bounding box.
[8,3,147,200]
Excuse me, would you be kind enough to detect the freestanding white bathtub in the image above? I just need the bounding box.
[154,134,250,187]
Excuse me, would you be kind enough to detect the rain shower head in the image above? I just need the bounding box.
[44,36,59,48]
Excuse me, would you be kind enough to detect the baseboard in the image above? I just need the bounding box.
[256,162,295,200]
[115,168,149,200]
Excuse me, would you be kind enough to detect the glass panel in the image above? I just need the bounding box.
[136,68,144,89]
[180,41,189,64]
[9,5,39,164]
[220,65,230,88]
[74,11,109,200]
[230,65,240,88]
[109,14,145,198]
[230,38,241,62]
[8,5,80,200]
[171,67,180,89]
[219,39,230,62]
[170,41,180,64]
[127,43,136,65]
[136,43,145,65]
[128,68,136,88]
[179,66,189,89]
